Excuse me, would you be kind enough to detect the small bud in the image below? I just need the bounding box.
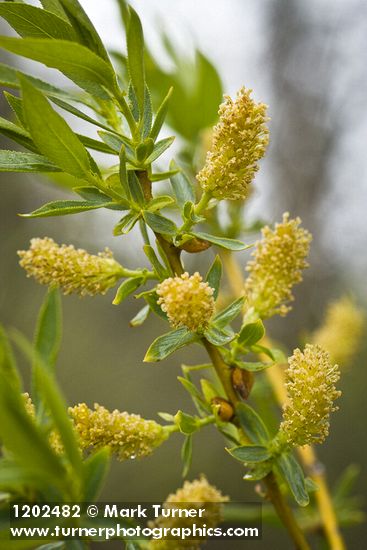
[312,296,365,367]
[211,397,234,422]
[18,237,124,296]
[279,344,341,447]
[244,213,312,318]
[197,87,269,201]
[148,475,229,549]
[69,403,167,461]
[157,272,215,332]
[231,367,254,400]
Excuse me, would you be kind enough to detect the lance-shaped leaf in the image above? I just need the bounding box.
[213,296,245,328]
[113,211,140,235]
[150,87,173,142]
[0,116,37,152]
[0,37,116,97]
[227,444,271,463]
[21,199,116,218]
[238,320,265,347]
[206,255,222,301]
[236,402,270,445]
[112,276,144,305]
[0,326,21,391]
[145,136,175,164]
[144,327,198,362]
[181,435,193,478]
[204,325,234,346]
[21,77,92,179]
[83,448,110,502]
[190,231,250,251]
[58,0,110,62]
[126,6,145,114]
[275,452,309,507]
[0,150,60,172]
[0,3,76,40]
[169,160,196,210]
[34,288,62,373]
[144,211,177,236]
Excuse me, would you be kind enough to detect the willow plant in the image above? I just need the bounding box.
[0,2,364,549]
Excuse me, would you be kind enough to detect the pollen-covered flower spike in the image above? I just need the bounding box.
[278,345,341,447]
[148,475,229,550]
[157,272,215,332]
[69,403,167,461]
[244,213,312,318]
[18,237,124,297]
[312,296,365,367]
[197,87,269,201]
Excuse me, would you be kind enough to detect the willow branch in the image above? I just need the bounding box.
[220,248,346,550]
[137,171,311,550]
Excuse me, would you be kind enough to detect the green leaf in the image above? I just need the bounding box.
[58,0,110,62]
[147,195,175,212]
[169,160,195,210]
[73,186,113,203]
[143,211,177,236]
[177,376,209,414]
[22,200,115,218]
[143,292,169,321]
[83,448,110,501]
[4,91,26,127]
[33,288,62,372]
[234,360,273,373]
[150,168,179,182]
[33,358,83,475]
[145,136,175,164]
[112,277,143,305]
[204,325,234,346]
[276,453,309,507]
[205,255,222,300]
[190,231,250,251]
[143,245,168,279]
[144,327,197,362]
[0,116,37,152]
[0,371,66,483]
[40,1,68,21]
[150,87,173,141]
[213,296,245,328]
[126,6,145,114]
[0,326,21,391]
[21,77,92,179]
[0,150,60,172]
[0,3,75,40]
[141,85,153,138]
[181,435,193,478]
[236,402,270,445]
[50,96,119,135]
[0,37,116,97]
[128,170,145,206]
[174,410,199,435]
[130,304,150,327]
[113,211,140,235]
[227,444,271,463]
[238,320,265,346]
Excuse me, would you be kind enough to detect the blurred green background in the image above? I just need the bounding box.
[1,0,366,548]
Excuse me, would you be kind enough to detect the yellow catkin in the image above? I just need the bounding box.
[18,237,124,296]
[312,296,365,367]
[279,345,341,447]
[157,272,215,332]
[69,403,167,461]
[149,475,229,550]
[197,87,269,200]
[244,213,312,318]
[22,393,64,454]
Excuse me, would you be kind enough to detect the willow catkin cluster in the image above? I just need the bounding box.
[312,296,365,367]
[196,87,269,200]
[279,345,341,447]
[157,272,215,332]
[149,475,229,550]
[69,403,167,461]
[244,213,312,318]
[18,237,124,297]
